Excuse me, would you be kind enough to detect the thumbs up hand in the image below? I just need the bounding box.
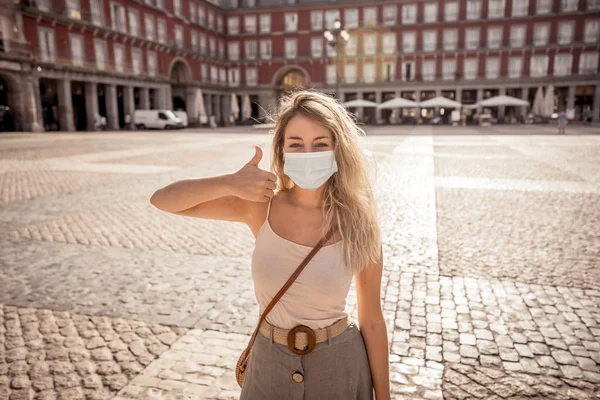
[229,146,278,202]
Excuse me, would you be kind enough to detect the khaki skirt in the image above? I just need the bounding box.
[239,322,373,400]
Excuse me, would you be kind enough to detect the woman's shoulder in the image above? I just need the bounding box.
[247,191,283,237]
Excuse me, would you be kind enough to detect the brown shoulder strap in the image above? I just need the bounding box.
[242,228,334,355]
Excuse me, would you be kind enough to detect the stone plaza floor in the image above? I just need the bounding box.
[1,124,599,400]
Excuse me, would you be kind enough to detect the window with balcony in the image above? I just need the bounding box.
[487,26,503,49]
[466,0,481,20]
[209,37,216,56]
[553,53,572,76]
[260,14,271,33]
[128,9,139,37]
[325,10,340,29]
[198,6,205,26]
[382,32,396,55]
[69,34,83,66]
[423,30,437,52]
[579,52,598,74]
[173,0,181,16]
[310,11,323,30]
[208,11,214,30]
[175,25,184,47]
[424,3,438,23]
[90,0,104,26]
[536,0,552,14]
[443,29,458,50]
[229,68,240,87]
[508,56,522,77]
[147,51,156,76]
[346,35,357,56]
[189,2,196,23]
[466,28,480,50]
[245,40,257,59]
[191,31,198,51]
[260,39,271,59]
[588,0,600,10]
[285,38,297,58]
[285,13,298,32]
[364,34,377,55]
[228,41,239,60]
[401,61,415,81]
[93,39,106,70]
[156,0,163,9]
[422,60,436,81]
[219,68,226,84]
[326,64,336,84]
[218,40,225,58]
[131,48,142,74]
[363,62,375,83]
[442,59,456,80]
[228,17,239,34]
[489,0,505,18]
[530,55,548,77]
[244,15,257,33]
[383,6,397,26]
[486,57,500,78]
[200,64,207,81]
[557,22,574,44]
[66,0,81,20]
[512,0,529,16]
[464,58,478,79]
[114,44,125,72]
[145,14,156,41]
[534,23,550,46]
[210,66,217,82]
[445,2,459,21]
[510,25,526,47]
[218,16,224,33]
[157,19,166,43]
[561,0,578,11]
[364,7,377,27]
[402,4,417,24]
[344,64,356,83]
[38,27,56,62]
[246,67,258,86]
[200,33,206,54]
[584,20,600,43]
[342,9,357,29]
[311,37,322,57]
[110,3,127,33]
[403,31,416,52]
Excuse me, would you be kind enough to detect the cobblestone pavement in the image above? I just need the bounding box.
[1,127,599,399]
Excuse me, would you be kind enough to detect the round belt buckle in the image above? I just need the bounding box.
[287,325,316,355]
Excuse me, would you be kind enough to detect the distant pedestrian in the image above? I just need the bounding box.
[124,113,131,130]
[100,116,107,131]
[557,111,567,135]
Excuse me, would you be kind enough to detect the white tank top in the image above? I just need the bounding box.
[251,198,353,330]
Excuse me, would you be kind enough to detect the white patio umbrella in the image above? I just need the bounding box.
[419,96,462,108]
[542,85,555,117]
[242,94,252,120]
[377,97,418,109]
[230,93,240,121]
[343,99,379,108]
[480,95,530,107]
[196,89,207,124]
[532,87,545,116]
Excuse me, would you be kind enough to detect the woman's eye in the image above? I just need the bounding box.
[289,143,300,148]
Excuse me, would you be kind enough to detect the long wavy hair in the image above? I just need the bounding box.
[270,90,381,273]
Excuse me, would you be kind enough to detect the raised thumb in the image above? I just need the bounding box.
[247,146,263,166]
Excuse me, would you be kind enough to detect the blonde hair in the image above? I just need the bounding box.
[270,90,381,273]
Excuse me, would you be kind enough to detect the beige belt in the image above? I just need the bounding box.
[259,316,351,355]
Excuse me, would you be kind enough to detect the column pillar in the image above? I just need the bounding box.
[223,94,232,125]
[140,88,150,109]
[521,87,529,118]
[152,89,161,110]
[85,82,99,131]
[124,86,135,130]
[434,88,442,115]
[498,87,507,121]
[375,92,382,123]
[185,87,199,125]
[356,92,364,120]
[105,84,119,130]
[476,88,484,114]
[257,92,276,118]
[593,85,600,122]
[57,79,75,131]
[165,86,173,110]
[17,75,44,132]
[215,95,222,125]
[205,92,213,118]
[416,90,422,123]
[455,87,463,103]
[567,86,575,111]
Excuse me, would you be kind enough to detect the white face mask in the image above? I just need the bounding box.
[283,150,338,191]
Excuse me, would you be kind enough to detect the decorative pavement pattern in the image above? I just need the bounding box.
[0,125,599,400]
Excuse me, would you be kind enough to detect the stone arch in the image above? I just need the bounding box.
[168,58,193,84]
[272,65,311,89]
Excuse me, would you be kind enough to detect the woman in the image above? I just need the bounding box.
[558,110,567,135]
[150,91,391,399]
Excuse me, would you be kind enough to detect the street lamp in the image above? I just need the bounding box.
[324,19,349,100]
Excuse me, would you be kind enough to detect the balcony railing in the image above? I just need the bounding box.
[0,39,33,59]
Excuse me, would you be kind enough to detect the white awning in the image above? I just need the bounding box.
[480,95,530,107]
[196,89,207,124]
[231,93,240,120]
[542,85,555,117]
[419,96,462,108]
[343,99,379,108]
[377,97,418,109]
[242,94,252,120]
[532,87,545,116]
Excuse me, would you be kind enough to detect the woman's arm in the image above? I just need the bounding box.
[150,146,276,224]
[356,257,391,400]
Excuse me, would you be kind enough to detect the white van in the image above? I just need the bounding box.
[173,111,189,128]
[134,110,184,130]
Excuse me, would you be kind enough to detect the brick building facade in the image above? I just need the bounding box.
[0,0,598,131]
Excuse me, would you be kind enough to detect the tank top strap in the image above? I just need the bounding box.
[266,196,273,221]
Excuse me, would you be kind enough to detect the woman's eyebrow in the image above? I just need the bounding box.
[285,136,332,141]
